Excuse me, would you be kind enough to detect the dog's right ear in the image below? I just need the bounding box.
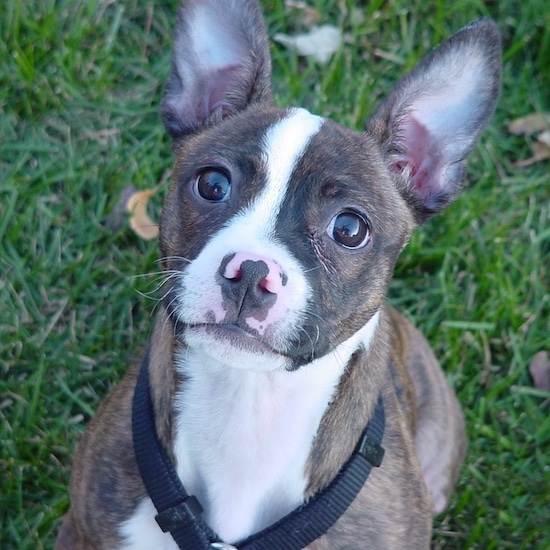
[161,0,272,139]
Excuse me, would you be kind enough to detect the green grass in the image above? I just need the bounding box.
[1,0,548,548]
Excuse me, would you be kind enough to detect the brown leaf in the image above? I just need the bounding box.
[512,140,550,167]
[529,351,550,391]
[508,113,550,135]
[127,188,159,240]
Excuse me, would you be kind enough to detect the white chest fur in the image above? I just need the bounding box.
[119,313,379,548]
[173,313,380,543]
[172,348,346,543]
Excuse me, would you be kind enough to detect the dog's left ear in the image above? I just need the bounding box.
[161,0,272,139]
[366,19,501,222]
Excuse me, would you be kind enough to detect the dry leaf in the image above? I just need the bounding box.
[509,113,550,167]
[274,25,342,63]
[127,188,159,240]
[529,351,550,391]
[538,129,550,146]
[512,139,550,167]
[508,113,550,135]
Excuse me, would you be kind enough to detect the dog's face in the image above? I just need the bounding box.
[157,0,501,373]
[160,106,414,371]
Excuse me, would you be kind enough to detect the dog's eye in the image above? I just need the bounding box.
[195,169,231,202]
[328,211,370,249]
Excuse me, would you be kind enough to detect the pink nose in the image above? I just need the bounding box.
[222,252,286,294]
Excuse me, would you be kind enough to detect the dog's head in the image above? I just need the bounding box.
[158,0,500,372]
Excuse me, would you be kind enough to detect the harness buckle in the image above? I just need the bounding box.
[357,434,385,467]
[155,495,204,532]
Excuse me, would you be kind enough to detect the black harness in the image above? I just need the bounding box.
[132,350,385,549]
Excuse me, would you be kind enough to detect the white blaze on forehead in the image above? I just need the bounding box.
[246,108,323,234]
[175,108,323,356]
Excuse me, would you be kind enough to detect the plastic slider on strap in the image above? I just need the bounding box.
[357,435,385,467]
[155,495,204,533]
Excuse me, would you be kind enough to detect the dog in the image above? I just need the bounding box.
[55,1,501,548]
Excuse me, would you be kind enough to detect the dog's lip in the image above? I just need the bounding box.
[185,323,284,356]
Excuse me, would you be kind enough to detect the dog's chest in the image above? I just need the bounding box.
[171,349,347,543]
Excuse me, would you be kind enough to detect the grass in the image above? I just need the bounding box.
[1,0,548,548]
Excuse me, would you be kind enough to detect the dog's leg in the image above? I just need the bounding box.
[410,331,467,515]
[389,307,466,515]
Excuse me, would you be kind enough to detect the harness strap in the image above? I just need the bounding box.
[237,397,385,549]
[132,349,216,547]
[132,350,385,549]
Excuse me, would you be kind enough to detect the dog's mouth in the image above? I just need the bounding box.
[179,322,323,372]
[184,323,285,359]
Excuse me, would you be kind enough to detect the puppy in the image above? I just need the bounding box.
[56,1,501,548]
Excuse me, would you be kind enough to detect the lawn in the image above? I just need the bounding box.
[1,0,549,548]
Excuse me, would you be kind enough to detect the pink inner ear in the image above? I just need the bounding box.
[198,65,244,120]
[393,113,442,202]
[165,64,247,134]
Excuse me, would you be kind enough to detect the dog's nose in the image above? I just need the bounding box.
[219,252,286,313]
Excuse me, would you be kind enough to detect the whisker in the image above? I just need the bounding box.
[314,325,320,348]
[131,268,184,280]
[133,272,181,302]
[161,291,181,336]
[296,325,316,360]
[155,255,192,266]
[303,265,323,275]
[130,270,168,280]
[302,309,325,324]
